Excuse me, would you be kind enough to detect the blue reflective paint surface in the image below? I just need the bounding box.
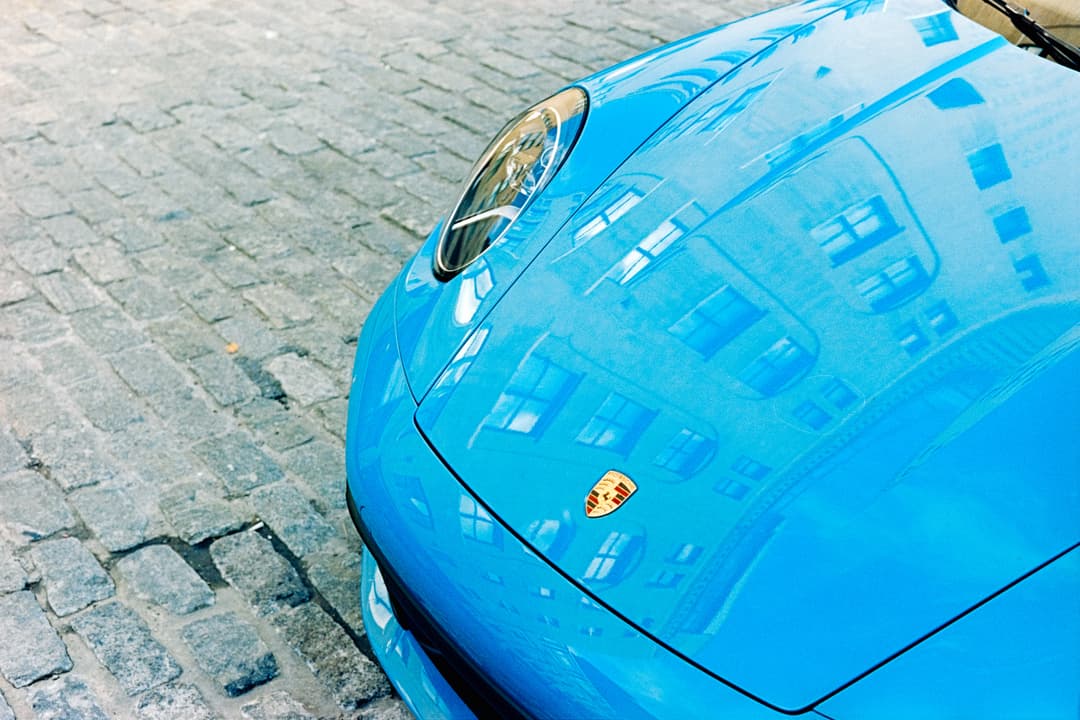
[348,0,1080,716]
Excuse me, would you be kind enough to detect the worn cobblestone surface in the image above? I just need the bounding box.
[0,0,781,716]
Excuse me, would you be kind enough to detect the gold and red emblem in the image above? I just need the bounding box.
[585,470,637,518]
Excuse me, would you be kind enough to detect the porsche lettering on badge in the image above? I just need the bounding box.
[585,471,637,518]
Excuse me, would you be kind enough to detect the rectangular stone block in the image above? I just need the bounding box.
[158,484,247,544]
[182,612,278,697]
[0,591,73,687]
[250,483,337,557]
[210,530,309,615]
[30,536,115,616]
[136,682,216,720]
[194,432,283,496]
[29,675,108,720]
[0,470,75,543]
[71,601,181,695]
[70,485,149,551]
[271,602,389,710]
[115,544,214,615]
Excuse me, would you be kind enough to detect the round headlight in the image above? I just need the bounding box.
[434,87,588,280]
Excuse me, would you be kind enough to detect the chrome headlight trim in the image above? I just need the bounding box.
[433,87,588,281]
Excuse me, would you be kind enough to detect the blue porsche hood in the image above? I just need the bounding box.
[414,0,1080,712]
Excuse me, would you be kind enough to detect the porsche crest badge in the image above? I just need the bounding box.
[585,470,637,518]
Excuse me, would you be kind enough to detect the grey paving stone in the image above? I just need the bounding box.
[159,484,248,545]
[148,310,223,361]
[69,375,145,431]
[73,243,135,284]
[250,483,338,558]
[70,485,149,552]
[110,218,165,251]
[148,389,230,441]
[356,697,414,720]
[135,682,218,720]
[304,551,364,636]
[71,601,182,695]
[36,270,104,313]
[182,612,279,697]
[71,304,146,353]
[0,591,73,687]
[235,400,314,452]
[0,545,27,593]
[28,675,108,720]
[0,299,69,344]
[30,337,101,386]
[284,441,344,511]
[267,125,323,156]
[0,269,35,306]
[108,276,182,320]
[242,285,314,328]
[240,690,315,720]
[109,344,188,396]
[9,236,68,275]
[10,184,70,218]
[30,536,115,616]
[0,689,11,720]
[213,313,284,360]
[189,352,260,406]
[265,353,339,407]
[0,429,27,475]
[115,544,214,615]
[0,470,75,543]
[31,424,120,491]
[210,530,310,615]
[194,432,283,496]
[271,602,390,710]
[41,214,98,247]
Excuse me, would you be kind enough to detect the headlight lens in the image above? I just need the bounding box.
[434,87,588,280]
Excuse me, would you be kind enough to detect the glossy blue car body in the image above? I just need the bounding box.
[345,0,1080,717]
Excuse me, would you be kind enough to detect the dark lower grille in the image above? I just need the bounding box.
[347,486,532,720]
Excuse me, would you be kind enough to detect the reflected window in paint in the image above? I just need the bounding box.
[911,11,958,46]
[609,219,684,284]
[648,570,686,589]
[459,495,501,546]
[967,143,1012,190]
[583,531,640,583]
[822,378,858,409]
[576,393,655,455]
[896,320,931,355]
[732,455,771,480]
[739,336,815,396]
[926,301,958,335]
[856,255,930,311]
[441,327,489,389]
[654,428,715,478]
[533,586,555,599]
[392,475,433,528]
[669,543,703,565]
[793,400,832,430]
[927,77,984,109]
[702,81,771,136]
[486,355,578,436]
[573,188,643,243]
[452,260,495,325]
[669,284,764,358]
[1014,254,1050,291]
[993,206,1031,243]
[714,478,751,500]
[812,195,901,267]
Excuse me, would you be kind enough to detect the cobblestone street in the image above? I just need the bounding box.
[0,0,782,717]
